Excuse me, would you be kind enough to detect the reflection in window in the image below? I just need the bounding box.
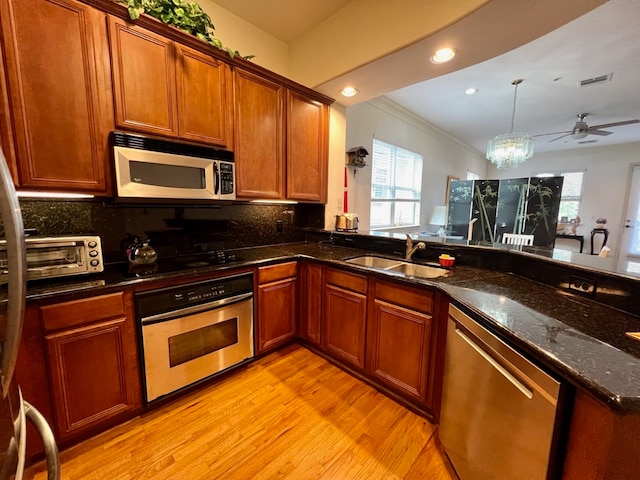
[370,139,423,229]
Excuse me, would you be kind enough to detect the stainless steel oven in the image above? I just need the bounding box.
[135,273,254,403]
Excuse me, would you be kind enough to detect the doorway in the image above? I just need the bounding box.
[617,164,640,274]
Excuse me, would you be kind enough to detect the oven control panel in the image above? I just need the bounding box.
[136,273,253,319]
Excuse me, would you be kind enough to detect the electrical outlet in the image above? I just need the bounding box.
[568,275,596,295]
[276,220,283,233]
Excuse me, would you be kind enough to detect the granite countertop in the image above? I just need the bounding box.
[26,241,640,413]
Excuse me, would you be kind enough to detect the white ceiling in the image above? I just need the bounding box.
[216,0,640,155]
[384,0,640,154]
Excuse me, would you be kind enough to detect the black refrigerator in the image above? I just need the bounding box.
[0,149,59,479]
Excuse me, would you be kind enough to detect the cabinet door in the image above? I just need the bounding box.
[234,69,284,199]
[45,317,141,441]
[257,277,297,353]
[176,44,233,147]
[0,0,113,193]
[369,300,432,401]
[286,90,328,203]
[299,262,323,346]
[109,16,178,137]
[42,291,141,442]
[324,284,367,368]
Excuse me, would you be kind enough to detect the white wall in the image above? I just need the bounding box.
[198,0,290,76]
[487,142,640,256]
[344,97,487,232]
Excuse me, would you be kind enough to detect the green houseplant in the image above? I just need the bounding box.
[117,0,253,59]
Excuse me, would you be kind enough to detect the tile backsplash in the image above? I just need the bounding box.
[18,199,324,263]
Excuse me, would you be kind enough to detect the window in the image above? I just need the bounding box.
[535,171,584,221]
[370,139,423,229]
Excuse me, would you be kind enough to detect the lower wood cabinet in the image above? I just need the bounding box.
[40,291,142,442]
[323,268,368,369]
[256,262,298,354]
[299,262,323,346]
[367,280,435,403]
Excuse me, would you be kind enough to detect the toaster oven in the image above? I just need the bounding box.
[0,235,104,280]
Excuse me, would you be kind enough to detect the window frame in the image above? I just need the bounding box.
[534,170,585,221]
[370,139,423,230]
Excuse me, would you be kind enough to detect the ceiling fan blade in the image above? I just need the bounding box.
[588,129,613,136]
[548,133,571,143]
[589,119,640,129]
[532,130,571,137]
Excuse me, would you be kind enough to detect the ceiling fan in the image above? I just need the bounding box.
[534,113,640,143]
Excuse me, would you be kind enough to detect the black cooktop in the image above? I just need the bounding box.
[125,251,243,277]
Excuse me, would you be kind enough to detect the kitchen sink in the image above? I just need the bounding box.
[344,255,448,279]
[386,262,448,278]
[344,256,404,269]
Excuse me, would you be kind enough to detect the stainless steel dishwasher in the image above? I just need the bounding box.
[439,305,567,480]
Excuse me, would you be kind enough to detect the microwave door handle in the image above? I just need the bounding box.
[213,162,220,195]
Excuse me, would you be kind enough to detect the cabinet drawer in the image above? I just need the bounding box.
[326,268,367,294]
[41,292,126,332]
[257,261,297,284]
[374,280,434,314]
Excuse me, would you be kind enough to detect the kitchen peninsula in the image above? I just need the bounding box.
[18,231,640,479]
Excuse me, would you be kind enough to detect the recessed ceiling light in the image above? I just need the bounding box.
[465,88,478,95]
[430,47,456,64]
[340,87,359,97]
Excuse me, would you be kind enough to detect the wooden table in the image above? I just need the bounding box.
[555,234,584,253]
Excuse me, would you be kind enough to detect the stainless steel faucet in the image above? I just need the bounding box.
[405,234,426,260]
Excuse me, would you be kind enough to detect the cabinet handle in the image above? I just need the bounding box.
[24,401,60,480]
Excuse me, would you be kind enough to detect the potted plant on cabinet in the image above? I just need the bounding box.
[116,0,253,59]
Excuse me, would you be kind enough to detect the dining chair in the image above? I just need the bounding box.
[502,233,534,246]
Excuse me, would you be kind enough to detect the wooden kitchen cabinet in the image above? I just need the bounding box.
[234,68,285,199]
[323,268,368,369]
[299,262,323,346]
[367,280,435,402]
[41,291,142,442]
[0,0,114,194]
[234,69,329,202]
[256,262,298,353]
[109,16,177,137]
[109,17,232,147]
[176,44,233,146]
[286,91,328,203]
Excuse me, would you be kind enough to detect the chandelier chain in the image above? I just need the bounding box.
[510,80,520,133]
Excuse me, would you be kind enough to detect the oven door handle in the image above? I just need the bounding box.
[141,292,253,325]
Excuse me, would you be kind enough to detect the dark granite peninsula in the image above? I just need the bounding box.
[20,227,640,478]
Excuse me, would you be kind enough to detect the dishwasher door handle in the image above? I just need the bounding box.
[455,326,534,399]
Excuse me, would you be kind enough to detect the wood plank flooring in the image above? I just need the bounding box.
[24,345,456,480]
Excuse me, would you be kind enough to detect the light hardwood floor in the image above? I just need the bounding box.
[25,344,456,480]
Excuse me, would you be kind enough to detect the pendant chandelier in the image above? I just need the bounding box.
[486,79,534,169]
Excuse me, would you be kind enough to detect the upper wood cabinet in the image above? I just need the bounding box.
[234,68,329,203]
[286,91,328,203]
[109,17,232,148]
[176,44,233,146]
[234,68,285,199]
[0,0,114,194]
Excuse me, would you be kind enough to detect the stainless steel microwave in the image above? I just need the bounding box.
[0,235,103,280]
[112,132,235,201]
